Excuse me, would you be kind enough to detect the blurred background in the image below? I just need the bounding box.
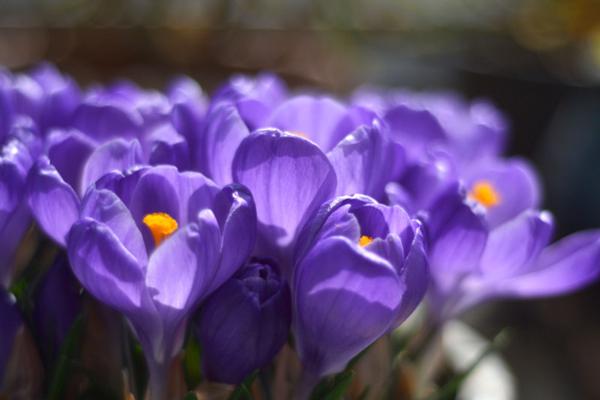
[1,1,600,398]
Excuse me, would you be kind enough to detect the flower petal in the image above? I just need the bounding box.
[500,230,600,297]
[328,123,405,199]
[27,158,80,246]
[210,184,257,292]
[80,138,143,191]
[266,95,349,151]
[67,218,149,314]
[232,129,337,254]
[294,236,403,377]
[427,185,488,291]
[145,123,190,171]
[80,187,148,265]
[45,129,96,191]
[480,210,554,279]
[198,103,250,185]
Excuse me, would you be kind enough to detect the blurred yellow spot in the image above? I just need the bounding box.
[469,181,501,208]
[288,130,310,139]
[143,212,178,246]
[359,235,374,247]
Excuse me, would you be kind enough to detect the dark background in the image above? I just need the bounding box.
[2,1,600,398]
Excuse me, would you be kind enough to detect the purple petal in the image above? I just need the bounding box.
[393,225,429,326]
[80,188,148,265]
[198,103,250,185]
[80,138,143,191]
[427,185,488,291]
[67,218,150,314]
[213,73,287,130]
[210,184,257,292]
[480,210,554,280]
[328,123,405,199]
[266,95,349,151]
[45,129,96,191]
[145,123,190,171]
[30,63,81,131]
[500,230,600,297]
[384,103,446,162]
[27,158,80,246]
[294,236,404,377]
[72,100,141,141]
[146,213,220,313]
[232,129,337,255]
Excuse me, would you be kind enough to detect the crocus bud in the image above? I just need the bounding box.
[195,260,291,384]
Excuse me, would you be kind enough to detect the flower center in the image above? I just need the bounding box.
[468,180,501,208]
[359,235,374,247]
[143,212,178,246]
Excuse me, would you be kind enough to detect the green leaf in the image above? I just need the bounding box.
[183,334,202,388]
[182,392,199,400]
[309,369,355,400]
[228,370,258,400]
[47,315,85,400]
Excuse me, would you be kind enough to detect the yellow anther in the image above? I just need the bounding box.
[359,235,374,247]
[143,212,178,246]
[468,180,501,208]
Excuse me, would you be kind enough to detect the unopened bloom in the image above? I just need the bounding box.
[195,260,291,384]
[66,166,256,399]
[293,196,428,379]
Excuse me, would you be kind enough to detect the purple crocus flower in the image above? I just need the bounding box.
[293,195,428,384]
[195,259,291,384]
[66,165,256,399]
[426,170,600,319]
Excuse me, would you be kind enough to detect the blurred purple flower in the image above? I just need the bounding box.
[352,88,508,168]
[66,166,256,399]
[426,179,600,319]
[195,259,291,384]
[293,195,428,379]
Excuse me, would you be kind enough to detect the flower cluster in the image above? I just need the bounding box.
[1,65,599,399]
